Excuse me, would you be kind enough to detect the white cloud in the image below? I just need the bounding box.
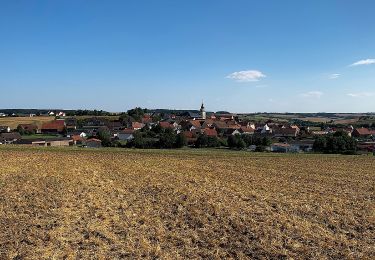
[301,91,323,98]
[226,70,266,82]
[350,59,375,66]
[329,73,340,79]
[347,92,375,98]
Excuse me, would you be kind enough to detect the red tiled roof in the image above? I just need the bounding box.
[159,121,173,128]
[132,122,145,129]
[203,128,218,137]
[41,120,65,131]
[189,120,202,128]
[142,115,153,124]
[240,127,255,133]
[354,128,373,135]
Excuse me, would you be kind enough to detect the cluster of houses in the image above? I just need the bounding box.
[1,103,375,153]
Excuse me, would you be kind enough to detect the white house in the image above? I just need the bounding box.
[261,124,272,134]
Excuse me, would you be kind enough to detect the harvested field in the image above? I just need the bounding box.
[0,147,374,259]
[0,117,53,130]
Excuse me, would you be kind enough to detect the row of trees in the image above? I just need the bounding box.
[227,134,272,150]
[127,127,186,149]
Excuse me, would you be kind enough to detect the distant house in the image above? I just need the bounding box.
[17,124,40,134]
[57,111,66,117]
[182,131,197,145]
[159,121,179,130]
[118,128,135,141]
[65,118,77,131]
[0,126,11,133]
[0,113,7,117]
[261,124,272,134]
[212,121,227,131]
[273,127,299,138]
[141,115,153,124]
[71,135,84,145]
[289,140,314,152]
[352,128,375,138]
[271,143,297,153]
[225,129,241,136]
[106,121,123,131]
[86,138,102,148]
[15,138,73,147]
[131,122,145,130]
[239,127,255,135]
[0,132,22,144]
[203,128,218,137]
[41,120,66,134]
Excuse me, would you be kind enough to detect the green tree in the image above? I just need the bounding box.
[175,133,187,148]
[97,128,112,147]
[159,131,176,148]
[195,134,208,148]
[127,107,145,121]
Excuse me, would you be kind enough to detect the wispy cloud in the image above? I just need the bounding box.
[329,73,340,79]
[301,91,323,98]
[347,92,375,98]
[350,59,375,66]
[226,70,266,82]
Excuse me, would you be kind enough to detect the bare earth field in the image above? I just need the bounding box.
[0,147,374,259]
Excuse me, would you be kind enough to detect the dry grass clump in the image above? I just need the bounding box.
[0,147,374,259]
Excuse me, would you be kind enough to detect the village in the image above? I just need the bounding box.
[0,103,374,154]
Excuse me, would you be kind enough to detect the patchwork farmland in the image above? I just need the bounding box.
[0,147,374,259]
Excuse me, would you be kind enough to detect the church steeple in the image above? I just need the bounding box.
[200,101,206,119]
[200,101,205,111]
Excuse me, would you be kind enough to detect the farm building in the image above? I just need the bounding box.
[15,138,73,147]
[352,128,375,138]
[41,120,66,134]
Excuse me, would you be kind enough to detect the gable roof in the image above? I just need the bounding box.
[354,128,374,135]
[41,120,65,131]
[240,127,255,133]
[159,121,174,128]
[132,122,145,129]
[189,120,202,128]
[203,128,218,137]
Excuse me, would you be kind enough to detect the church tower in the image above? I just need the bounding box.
[200,101,206,119]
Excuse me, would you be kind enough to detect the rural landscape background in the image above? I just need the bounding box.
[1,0,375,259]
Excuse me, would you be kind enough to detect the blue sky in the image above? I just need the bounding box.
[1,0,374,112]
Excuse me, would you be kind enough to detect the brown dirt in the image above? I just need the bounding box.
[0,147,374,259]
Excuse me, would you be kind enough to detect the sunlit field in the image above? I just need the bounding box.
[0,147,374,259]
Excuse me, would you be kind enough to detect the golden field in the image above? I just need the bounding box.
[0,147,374,259]
[0,117,53,130]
